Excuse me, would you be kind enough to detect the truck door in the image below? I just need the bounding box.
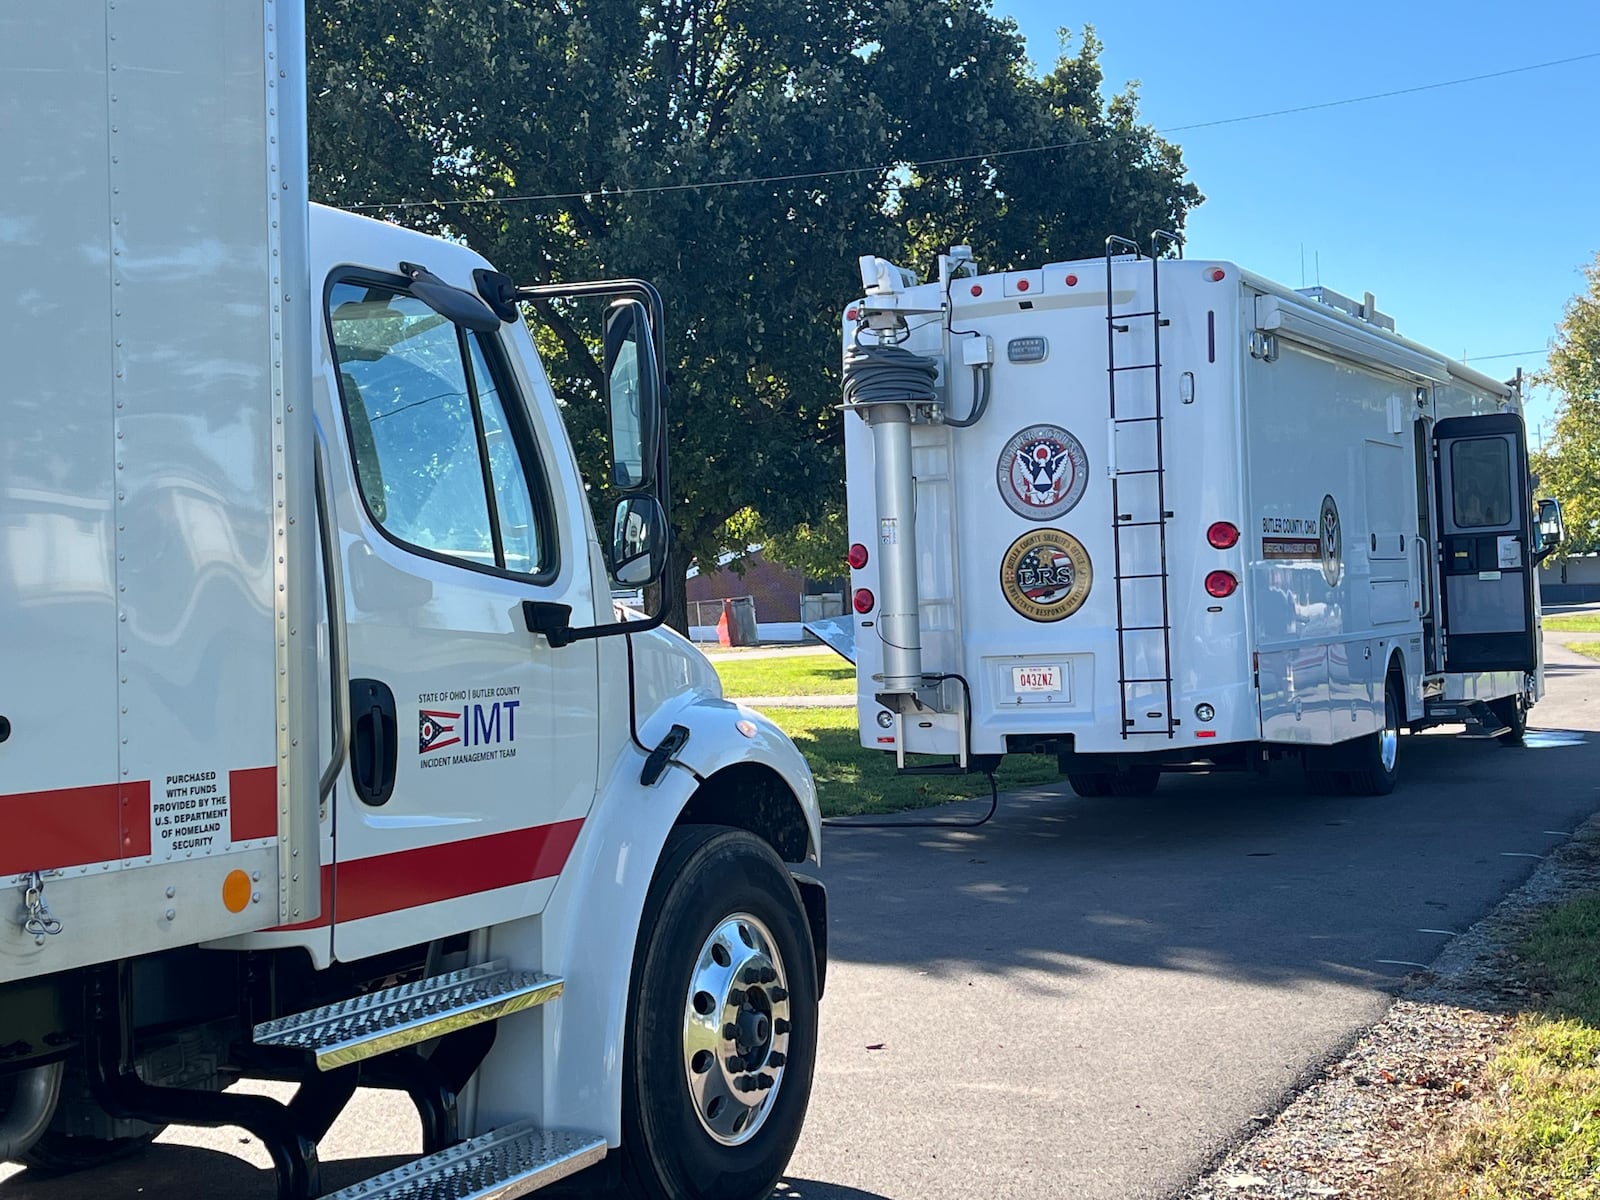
[1433,414,1537,674]
[322,274,599,961]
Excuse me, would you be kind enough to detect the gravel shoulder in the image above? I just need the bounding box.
[1179,809,1600,1199]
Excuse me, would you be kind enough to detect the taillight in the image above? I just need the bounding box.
[847,542,870,570]
[1207,521,1240,550]
[853,588,876,614]
[1205,571,1238,598]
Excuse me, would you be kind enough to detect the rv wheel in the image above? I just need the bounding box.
[1067,773,1113,797]
[1345,674,1402,796]
[619,826,818,1200]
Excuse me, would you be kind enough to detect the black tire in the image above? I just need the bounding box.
[1303,769,1348,796]
[618,826,818,1200]
[1107,768,1160,798]
[1345,673,1402,796]
[1489,692,1528,746]
[19,1129,161,1175]
[1067,773,1113,798]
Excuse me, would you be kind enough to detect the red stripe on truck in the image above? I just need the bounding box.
[336,819,585,922]
[266,818,586,931]
[230,767,277,841]
[0,782,149,873]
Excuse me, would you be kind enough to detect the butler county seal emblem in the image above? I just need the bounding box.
[1000,529,1093,622]
[1319,493,1342,587]
[997,424,1090,520]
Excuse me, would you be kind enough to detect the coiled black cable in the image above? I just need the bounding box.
[841,341,940,408]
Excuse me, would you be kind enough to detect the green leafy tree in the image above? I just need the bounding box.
[1531,254,1600,560]
[307,2,1201,630]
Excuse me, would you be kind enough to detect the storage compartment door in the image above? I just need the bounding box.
[1434,414,1536,674]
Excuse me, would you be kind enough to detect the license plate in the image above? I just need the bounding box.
[1012,665,1062,693]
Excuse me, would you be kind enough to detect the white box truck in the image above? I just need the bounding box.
[839,238,1565,796]
[0,5,823,1198]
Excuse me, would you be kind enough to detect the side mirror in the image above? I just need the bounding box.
[601,299,660,493]
[609,495,668,587]
[1534,497,1565,562]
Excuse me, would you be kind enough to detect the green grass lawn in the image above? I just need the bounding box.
[762,706,1062,817]
[1545,613,1600,633]
[1390,848,1600,1200]
[1566,641,1600,662]
[711,650,855,699]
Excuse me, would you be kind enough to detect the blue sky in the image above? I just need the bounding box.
[991,0,1599,442]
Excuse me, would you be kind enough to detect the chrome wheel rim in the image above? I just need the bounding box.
[681,913,791,1146]
[1380,690,1399,773]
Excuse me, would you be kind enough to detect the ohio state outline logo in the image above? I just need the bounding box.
[996,424,1089,520]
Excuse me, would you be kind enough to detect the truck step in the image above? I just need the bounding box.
[324,1122,605,1200]
[253,960,562,1071]
[1458,700,1510,740]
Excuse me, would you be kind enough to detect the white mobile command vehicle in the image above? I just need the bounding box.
[0,5,825,1198]
[837,237,1564,798]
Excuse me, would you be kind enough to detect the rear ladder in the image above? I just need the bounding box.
[1105,233,1181,739]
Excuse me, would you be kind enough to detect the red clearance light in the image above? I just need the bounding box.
[1205,571,1238,599]
[853,588,876,614]
[1195,729,1218,739]
[1206,521,1240,550]
[970,284,983,297]
[1208,268,1226,282]
[1016,278,1030,292]
[846,307,858,321]
[847,542,870,570]
[1065,274,1078,286]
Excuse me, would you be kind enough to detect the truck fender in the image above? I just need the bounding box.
[469,695,821,1146]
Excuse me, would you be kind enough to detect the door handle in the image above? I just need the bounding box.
[349,678,397,806]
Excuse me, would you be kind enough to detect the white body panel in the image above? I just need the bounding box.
[1,0,318,981]
[844,256,1537,764]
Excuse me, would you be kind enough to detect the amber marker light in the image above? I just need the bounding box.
[222,869,252,914]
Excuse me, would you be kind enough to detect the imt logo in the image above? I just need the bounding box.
[419,701,520,755]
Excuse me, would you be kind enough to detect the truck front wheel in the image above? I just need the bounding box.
[620,826,818,1200]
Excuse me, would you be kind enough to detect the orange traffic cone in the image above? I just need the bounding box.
[716,598,733,647]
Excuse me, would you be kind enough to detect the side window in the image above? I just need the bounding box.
[1450,437,1512,529]
[328,281,549,575]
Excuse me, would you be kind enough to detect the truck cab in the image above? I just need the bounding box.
[1,7,824,1198]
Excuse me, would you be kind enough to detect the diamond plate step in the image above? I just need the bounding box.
[253,960,562,1071]
[324,1122,606,1200]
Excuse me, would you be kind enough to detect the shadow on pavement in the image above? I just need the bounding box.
[0,1143,414,1199]
[818,725,1599,1000]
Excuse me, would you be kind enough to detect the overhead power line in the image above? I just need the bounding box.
[1461,349,1548,362]
[350,50,1600,212]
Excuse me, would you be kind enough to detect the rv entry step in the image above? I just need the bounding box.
[322,1122,606,1200]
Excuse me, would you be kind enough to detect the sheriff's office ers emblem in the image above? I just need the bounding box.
[1000,529,1093,622]
[997,424,1089,520]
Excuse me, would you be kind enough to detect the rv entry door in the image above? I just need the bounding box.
[1433,414,1537,674]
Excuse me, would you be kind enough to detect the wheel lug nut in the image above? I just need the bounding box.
[728,988,746,1006]
[774,1018,790,1035]
[756,1072,775,1090]
[726,1055,745,1072]
[768,987,787,1002]
[767,1051,786,1067]
[741,966,761,984]
[735,1074,758,1093]
[761,967,777,983]
[723,1023,739,1040]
